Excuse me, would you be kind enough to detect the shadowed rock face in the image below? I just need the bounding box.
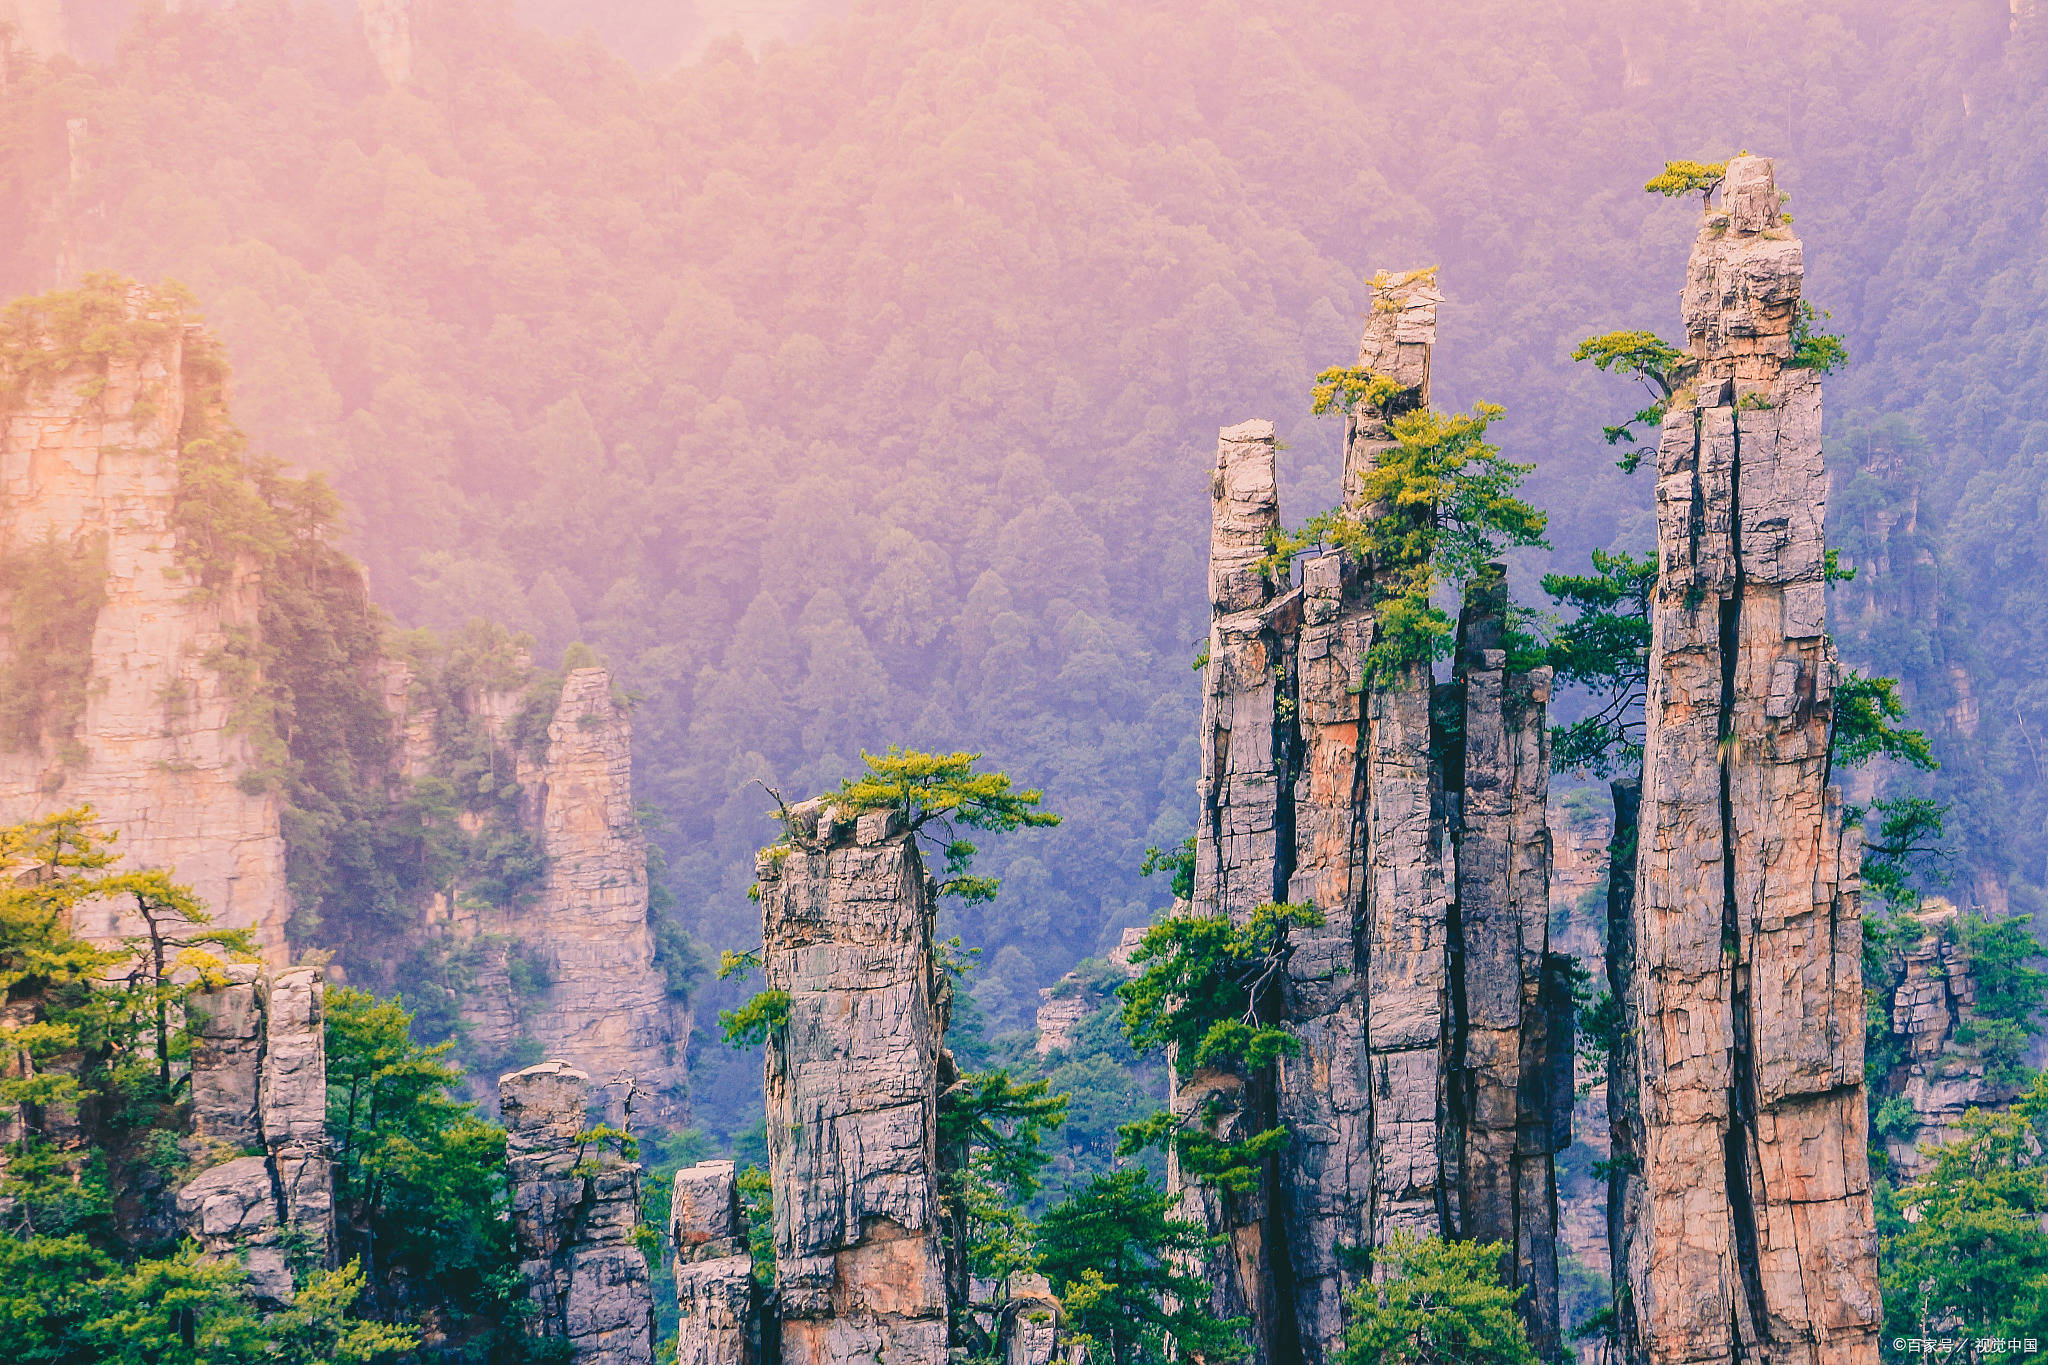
[1619,155,1879,1365]
[502,1060,657,1365]
[756,802,947,1365]
[1187,270,1568,1365]
[0,295,289,956]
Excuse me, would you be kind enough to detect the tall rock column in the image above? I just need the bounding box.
[1624,155,1879,1365]
[502,1060,658,1365]
[672,1160,758,1365]
[1450,572,1564,1359]
[1187,418,1295,1365]
[1348,273,1451,1250]
[179,963,336,1306]
[756,802,948,1365]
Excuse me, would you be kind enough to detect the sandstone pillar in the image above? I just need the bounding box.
[1624,155,1879,1365]
[1450,572,1564,1359]
[179,963,336,1306]
[1187,418,1295,1365]
[756,803,947,1365]
[502,1060,657,1365]
[673,1160,758,1365]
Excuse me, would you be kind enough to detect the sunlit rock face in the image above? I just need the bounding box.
[1617,155,1880,1365]
[0,289,291,956]
[1185,271,1569,1364]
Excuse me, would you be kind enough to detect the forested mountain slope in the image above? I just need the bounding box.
[4,0,2046,1120]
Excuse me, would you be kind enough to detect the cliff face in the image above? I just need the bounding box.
[1618,155,1879,1365]
[404,663,692,1122]
[0,286,290,954]
[1181,272,1569,1364]
[0,280,694,1121]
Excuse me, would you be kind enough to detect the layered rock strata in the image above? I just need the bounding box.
[1618,155,1879,1365]
[672,1160,758,1365]
[179,963,336,1306]
[1184,269,1568,1364]
[0,288,288,954]
[755,802,948,1365]
[502,1060,658,1365]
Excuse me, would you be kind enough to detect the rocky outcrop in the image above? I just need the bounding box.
[1871,899,2019,1178]
[1183,269,1569,1364]
[0,287,289,956]
[1032,925,1145,1057]
[672,1160,758,1365]
[755,802,948,1365]
[179,963,335,1306]
[502,1060,658,1365]
[1618,155,1878,1365]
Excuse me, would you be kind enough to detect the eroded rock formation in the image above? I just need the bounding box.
[178,963,336,1306]
[0,287,289,954]
[672,1160,758,1365]
[1185,270,1568,1364]
[755,801,949,1365]
[1870,899,2017,1179]
[0,281,690,1114]
[502,1060,658,1365]
[405,664,692,1121]
[1617,154,1879,1365]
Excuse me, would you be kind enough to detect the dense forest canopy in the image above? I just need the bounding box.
[4,0,2048,1131]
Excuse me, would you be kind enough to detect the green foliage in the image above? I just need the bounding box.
[939,1069,1068,1203]
[269,1261,418,1364]
[718,988,791,1047]
[1542,549,1657,776]
[1832,670,1937,773]
[0,533,106,752]
[1856,796,1951,913]
[1115,902,1318,1189]
[1036,1169,1248,1365]
[1138,837,1196,903]
[1266,402,1546,684]
[1118,902,1320,1068]
[0,272,187,407]
[1787,301,1850,374]
[1309,366,1406,417]
[325,986,522,1331]
[825,747,1059,903]
[79,1242,270,1365]
[1956,914,2048,1087]
[1568,330,1687,462]
[736,1164,775,1290]
[1643,158,1728,200]
[1883,1073,2048,1349]
[1336,1232,1538,1365]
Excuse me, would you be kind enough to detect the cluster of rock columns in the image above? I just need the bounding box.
[1185,270,1569,1364]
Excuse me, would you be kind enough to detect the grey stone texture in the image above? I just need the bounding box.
[502,1060,658,1365]
[672,1160,757,1365]
[756,803,948,1365]
[1619,155,1879,1365]
[177,963,336,1307]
